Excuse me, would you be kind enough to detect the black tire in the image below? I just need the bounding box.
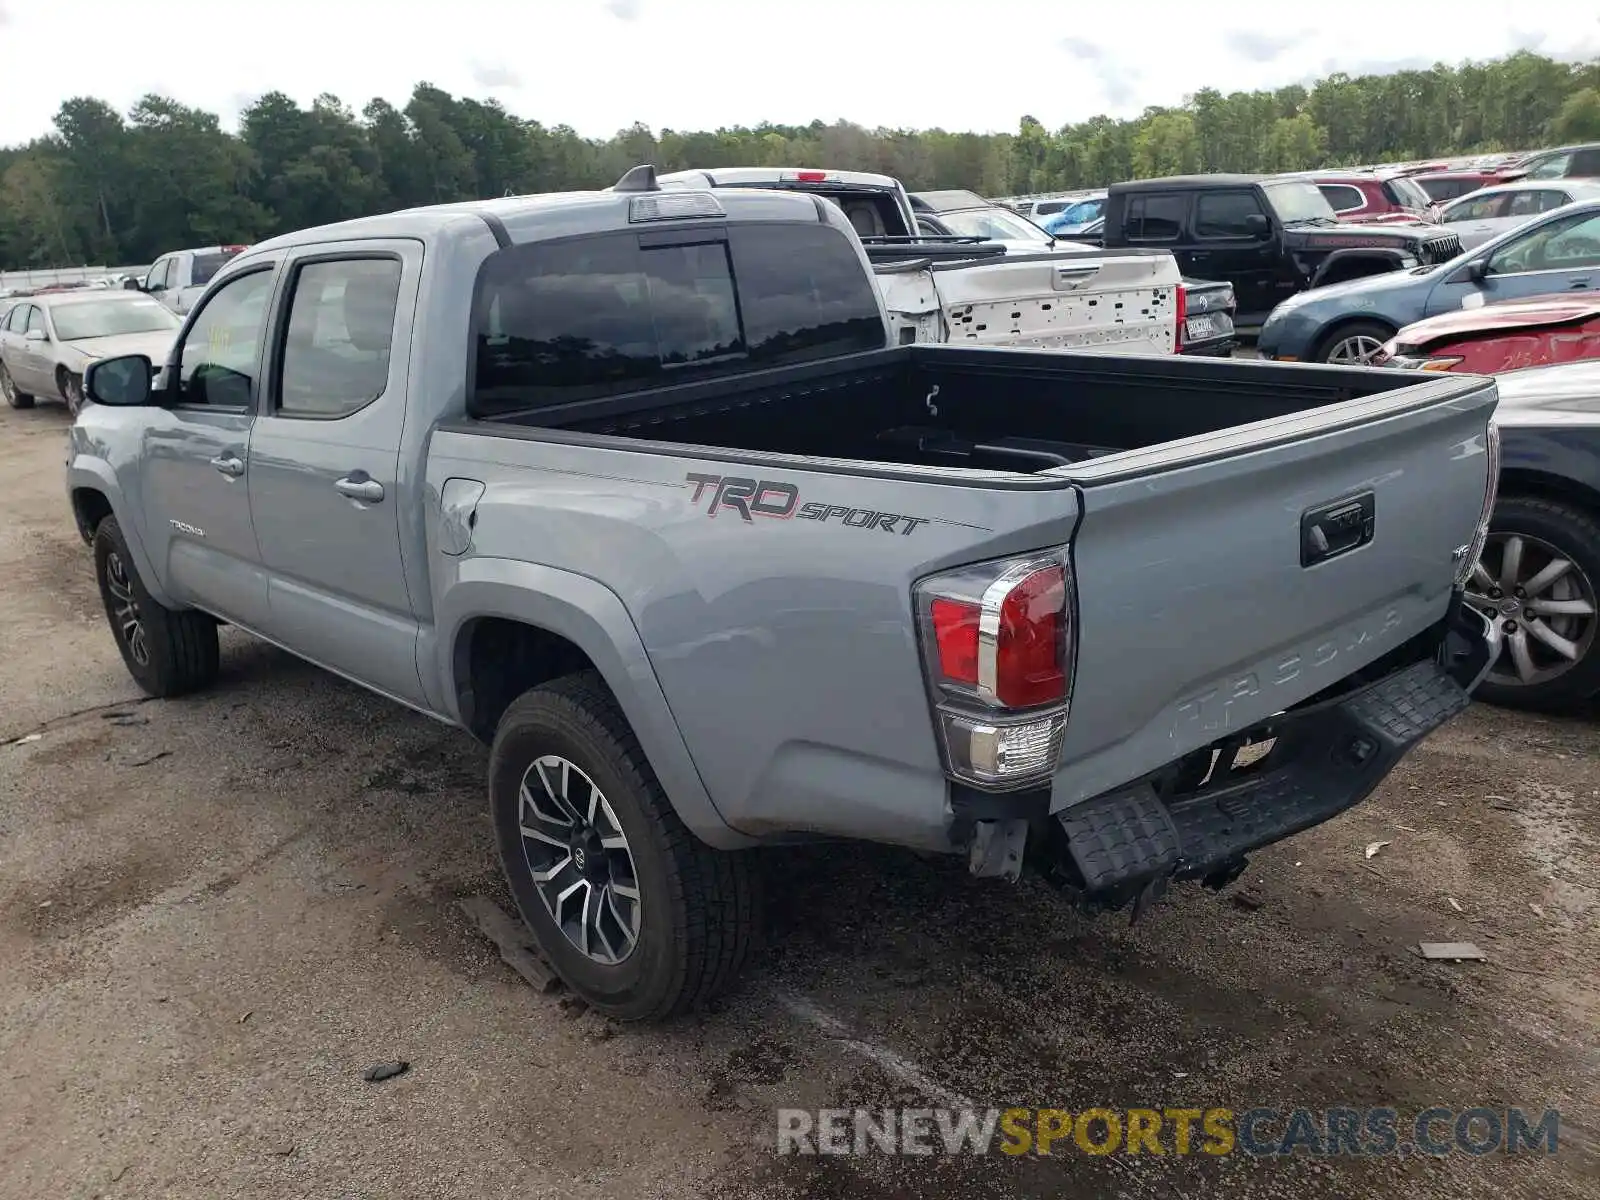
[92,516,220,697]
[59,369,85,416]
[1,362,34,409]
[1472,496,1600,713]
[1311,319,1394,365]
[490,670,760,1021]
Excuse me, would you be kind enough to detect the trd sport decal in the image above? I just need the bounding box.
[685,472,930,535]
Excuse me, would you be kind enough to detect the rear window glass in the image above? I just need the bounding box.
[470,224,884,417]
[191,248,246,287]
[1418,177,1480,202]
[1382,177,1432,209]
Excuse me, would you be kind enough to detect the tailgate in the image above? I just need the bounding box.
[904,249,1180,356]
[1052,372,1498,810]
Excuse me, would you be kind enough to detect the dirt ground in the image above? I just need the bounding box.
[1,398,1596,1200]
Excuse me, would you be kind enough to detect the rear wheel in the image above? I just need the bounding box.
[1466,497,1600,712]
[490,670,760,1021]
[92,516,220,697]
[1312,320,1394,365]
[1,363,34,409]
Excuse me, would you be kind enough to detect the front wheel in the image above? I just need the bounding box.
[1466,497,1600,712]
[60,371,85,415]
[1312,320,1394,365]
[490,671,760,1021]
[92,516,220,697]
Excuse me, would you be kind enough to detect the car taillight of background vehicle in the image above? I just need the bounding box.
[1173,284,1187,354]
[913,550,1077,790]
[1455,419,1501,589]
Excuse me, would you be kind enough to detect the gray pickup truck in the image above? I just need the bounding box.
[67,167,1499,1022]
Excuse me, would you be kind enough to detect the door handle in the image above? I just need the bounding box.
[335,474,385,503]
[210,455,244,477]
[1570,278,1592,290]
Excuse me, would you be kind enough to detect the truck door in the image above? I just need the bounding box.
[1185,189,1279,327]
[136,264,276,629]
[142,257,177,311]
[245,240,426,706]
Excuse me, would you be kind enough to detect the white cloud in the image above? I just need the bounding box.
[0,0,1590,147]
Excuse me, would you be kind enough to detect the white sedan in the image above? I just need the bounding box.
[0,290,180,414]
[1437,180,1600,250]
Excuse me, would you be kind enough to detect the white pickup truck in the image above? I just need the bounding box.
[130,244,250,316]
[652,167,1188,356]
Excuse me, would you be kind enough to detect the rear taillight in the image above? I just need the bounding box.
[914,551,1076,790]
[1455,419,1501,588]
[1173,283,1187,353]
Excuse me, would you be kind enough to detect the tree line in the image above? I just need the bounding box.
[3,50,1600,271]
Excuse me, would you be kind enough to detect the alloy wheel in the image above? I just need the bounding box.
[1325,334,1386,364]
[104,551,150,667]
[517,754,641,965]
[1465,532,1599,689]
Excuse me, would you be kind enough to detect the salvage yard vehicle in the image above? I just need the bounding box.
[1259,200,1600,365]
[0,289,180,413]
[67,168,1497,1022]
[1094,174,1464,329]
[1374,292,1600,375]
[1435,180,1600,251]
[1457,359,1600,711]
[653,166,1189,356]
[134,244,251,316]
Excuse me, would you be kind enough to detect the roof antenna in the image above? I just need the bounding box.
[613,164,660,193]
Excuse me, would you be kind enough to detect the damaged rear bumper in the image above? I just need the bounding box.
[1033,595,1493,912]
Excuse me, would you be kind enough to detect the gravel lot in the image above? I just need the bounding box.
[1,398,1596,1200]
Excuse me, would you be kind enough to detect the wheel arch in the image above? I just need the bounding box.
[66,463,179,608]
[1496,467,1600,518]
[437,560,752,850]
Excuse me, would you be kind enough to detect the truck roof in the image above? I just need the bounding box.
[1108,174,1266,193]
[236,182,836,262]
[656,166,902,190]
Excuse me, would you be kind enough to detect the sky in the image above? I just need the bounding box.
[0,1,1596,148]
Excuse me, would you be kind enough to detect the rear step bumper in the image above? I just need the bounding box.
[1043,602,1491,913]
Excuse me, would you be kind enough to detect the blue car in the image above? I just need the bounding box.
[1258,198,1600,364]
[1041,194,1106,237]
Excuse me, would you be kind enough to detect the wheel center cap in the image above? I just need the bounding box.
[572,846,587,871]
[1499,599,1521,616]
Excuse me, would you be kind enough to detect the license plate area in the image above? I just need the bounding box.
[1301,491,1376,568]
[1185,313,1232,340]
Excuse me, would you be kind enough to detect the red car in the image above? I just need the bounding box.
[1299,171,1439,225]
[1373,293,1600,374]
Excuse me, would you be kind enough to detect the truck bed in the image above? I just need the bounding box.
[482,344,1426,476]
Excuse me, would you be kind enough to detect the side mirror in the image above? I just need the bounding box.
[123,278,141,291]
[23,329,45,343]
[84,355,154,407]
[1466,258,1490,282]
[1244,213,1270,237]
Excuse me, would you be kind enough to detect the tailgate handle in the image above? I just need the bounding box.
[1053,262,1103,288]
[1300,492,1375,568]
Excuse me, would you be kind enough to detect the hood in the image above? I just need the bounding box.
[57,330,178,365]
[1395,293,1600,351]
[1491,359,1600,427]
[1287,223,1435,248]
[1271,260,1432,311]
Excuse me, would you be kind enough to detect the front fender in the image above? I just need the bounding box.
[433,558,754,851]
[1308,247,1410,290]
[65,455,178,609]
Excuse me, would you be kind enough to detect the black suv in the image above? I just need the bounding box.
[1087,174,1462,329]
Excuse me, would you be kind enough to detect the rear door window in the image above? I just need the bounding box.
[1318,184,1365,214]
[1123,194,1186,241]
[471,223,883,416]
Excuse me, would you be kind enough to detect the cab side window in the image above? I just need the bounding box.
[145,259,171,293]
[26,306,48,336]
[173,269,274,408]
[1123,194,1186,242]
[276,258,403,419]
[1195,190,1268,238]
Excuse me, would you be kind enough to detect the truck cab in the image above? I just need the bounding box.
[135,245,251,316]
